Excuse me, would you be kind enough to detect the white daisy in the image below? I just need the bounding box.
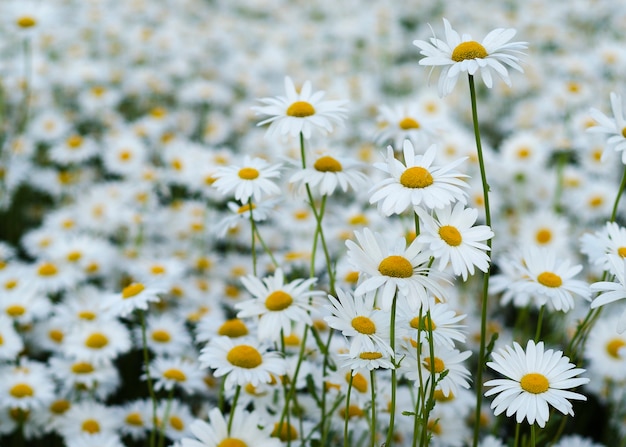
[212,155,282,203]
[413,18,527,97]
[584,314,626,382]
[588,91,626,163]
[484,340,589,428]
[253,76,348,140]
[0,359,55,411]
[0,314,24,360]
[103,281,164,319]
[580,221,626,271]
[147,356,205,394]
[590,254,626,333]
[369,140,469,216]
[55,400,120,440]
[397,298,466,349]
[416,203,493,280]
[375,102,439,149]
[339,347,395,373]
[346,228,449,312]
[63,319,132,365]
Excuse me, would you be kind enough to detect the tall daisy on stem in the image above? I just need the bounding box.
[413,18,527,447]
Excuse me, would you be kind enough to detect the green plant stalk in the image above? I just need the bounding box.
[370,369,377,447]
[534,306,545,343]
[531,423,536,447]
[420,310,437,447]
[343,373,355,447]
[319,327,335,447]
[253,224,279,267]
[248,197,258,276]
[140,310,158,447]
[468,74,494,447]
[384,295,398,447]
[157,387,175,447]
[412,307,425,447]
[228,385,241,434]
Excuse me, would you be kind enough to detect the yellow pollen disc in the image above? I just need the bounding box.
[433,389,455,402]
[150,107,167,118]
[66,135,83,148]
[171,159,183,171]
[344,271,360,284]
[38,262,58,276]
[520,372,549,394]
[67,251,82,262]
[237,203,256,214]
[606,338,626,359]
[622,127,626,138]
[378,255,413,278]
[410,316,437,331]
[49,329,64,343]
[451,41,488,62]
[351,316,376,335]
[349,214,368,225]
[314,155,343,172]
[10,383,34,398]
[238,167,260,180]
[283,333,300,346]
[0,334,3,345]
[400,166,433,188]
[125,412,144,426]
[227,345,263,368]
[439,225,463,246]
[359,351,383,360]
[618,247,626,258]
[5,279,18,289]
[163,368,187,382]
[265,290,293,311]
[71,362,95,374]
[169,415,184,431]
[122,282,145,299]
[347,372,368,393]
[151,329,171,343]
[82,419,101,434]
[423,357,445,374]
[50,399,71,414]
[340,404,364,419]
[218,319,249,337]
[537,271,563,288]
[217,438,248,447]
[286,101,315,117]
[272,422,299,441]
[427,419,442,435]
[78,311,97,321]
[517,147,531,159]
[92,86,105,96]
[399,117,420,130]
[151,265,166,275]
[589,196,603,207]
[17,16,37,28]
[536,229,552,244]
[85,332,109,349]
[6,305,26,317]
[119,150,132,161]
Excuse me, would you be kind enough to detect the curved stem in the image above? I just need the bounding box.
[227,385,241,434]
[343,373,355,447]
[610,164,626,222]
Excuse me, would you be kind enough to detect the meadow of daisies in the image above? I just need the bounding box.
[2,0,626,446]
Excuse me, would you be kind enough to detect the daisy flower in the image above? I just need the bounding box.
[55,400,120,440]
[397,298,466,349]
[181,407,281,447]
[0,359,55,411]
[484,340,589,428]
[236,268,324,342]
[346,228,449,312]
[588,91,626,163]
[590,254,626,333]
[369,140,468,216]
[198,336,287,390]
[0,314,24,360]
[413,18,527,97]
[253,76,348,140]
[584,314,626,382]
[63,319,132,365]
[375,102,440,149]
[212,155,282,203]
[416,203,493,280]
[339,347,395,373]
[103,281,164,319]
[146,356,205,394]
[580,221,626,271]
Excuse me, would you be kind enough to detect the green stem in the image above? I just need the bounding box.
[530,423,536,447]
[610,164,626,222]
[248,198,257,276]
[228,385,241,434]
[157,387,175,447]
[514,423,520,447]
[385,295,398,447]
[343,373,355,447]
[319,327,335,447]
[534,306,545,342]
[253,224,279,267]
[469,73,494,447]
[413,308,425,447]
[370,369,377,447]
[420,310,437,447]
[140,310,158,447]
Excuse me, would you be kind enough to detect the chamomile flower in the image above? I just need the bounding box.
[0,359,55,411]
[580,222,626,271]
[236,268,324,342]
[0,314,23,360]
[416,203,493,280]
[375,102,438,149]
[588,92,626,163]
[369,140,468,215]
[584,314,626,382]
[485,340,589,428]
[198,336,287,390]
[147,356,205,394]
[397,298,466,349]
[103,281,164,318]
[253,76,348,140]
[340,347,394,373]
[138,313,193,356]
[56,400,120,440]
[590,254,626,333]
[346,228,448,312]
[63,319,132,365]
[413,18,527,97]
[48,356,120,399]
[212,156,281,203]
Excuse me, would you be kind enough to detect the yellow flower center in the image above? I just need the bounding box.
[78,311,97,321]
[410,316,437,331]
[351,316,376,335]
[49,329,64,343]
[283,333,300,346]
[38,262,58,276]
[71,362,95,374]
[5,279,18,289]
[119,150,132,161]
[423,356,445,374]
[0,334,3,345]
[520,372,549,394]
[218,319,249,337]
[82,419,101,434]
[536,229,552,244]
[169,415,184,431]
[122,283,145,299]
[451,41,488,62]
[217,439,248,447]
[85,332,109,349]
[344,271,360,284]
[6,305,26,317]
[67,251,82,262]
[286,101,316,117]
[272,422,299,441]
[622,127,626,139]
[237,203,256,214]
[399,117,420,130]
[66,135,83,148]
[606,338,626,359]
[618,247,626,258]
[50,399,71,415]
[314,155,343,172]
[400,166,433,188]
[125,412,144,426]
[359,351,383,360]
[151,330,171,343]
[265,291,293,311]
[238,167,260,180]
[163,368,187,382]
[517,147,531,159]
[340,404,364,420]
[537,271,563,288]
[17,16,37,28]
[346,372,368,393]
[10,383,34,398]
[227,345,263,368]
[433,389,455,402]
[378,255,413,278]
[427,418,442,435]
[439,225,463,246]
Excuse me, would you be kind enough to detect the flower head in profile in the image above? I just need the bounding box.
[413,18,527,97]
[588,92,626,164]
[253,76,348,140]
[590,254,626,333]
[484,340,589,428]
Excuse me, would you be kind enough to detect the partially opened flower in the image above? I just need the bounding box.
[484,340,589,428]
[588,92,626,164]
[413,18,527,96]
